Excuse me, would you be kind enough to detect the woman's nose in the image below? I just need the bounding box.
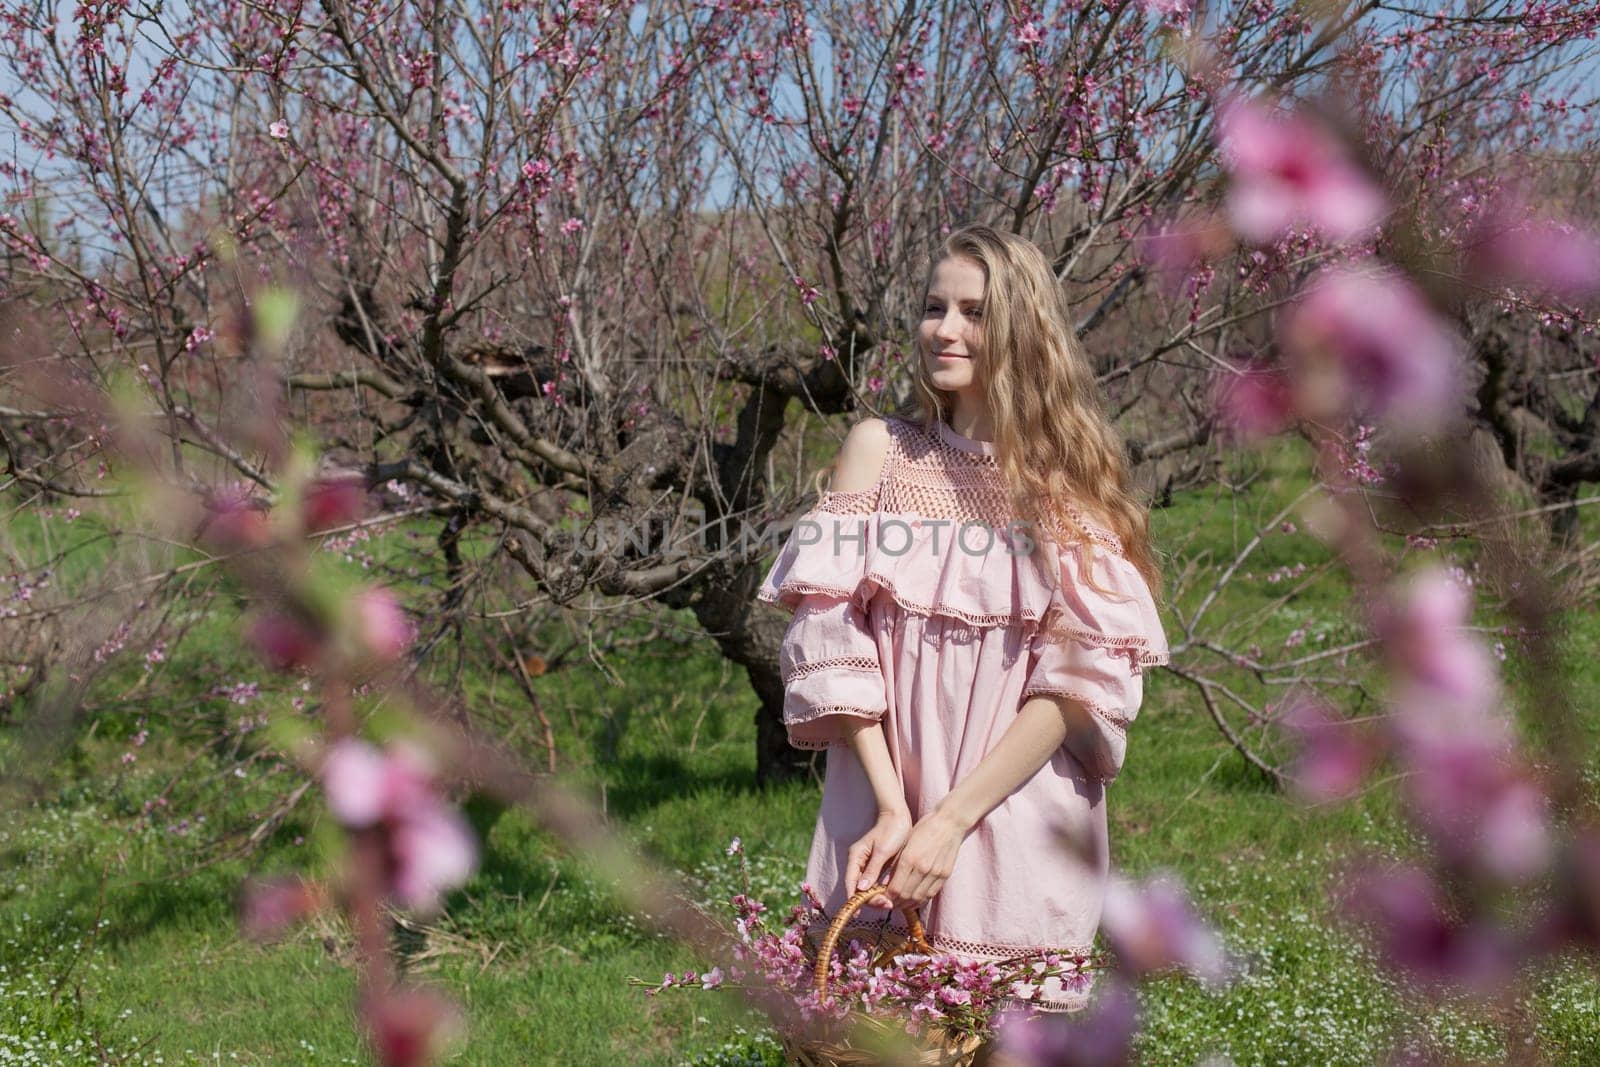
[936,309,963,340]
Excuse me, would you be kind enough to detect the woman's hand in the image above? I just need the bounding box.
[880,808,971,910]
[844,808,913,911]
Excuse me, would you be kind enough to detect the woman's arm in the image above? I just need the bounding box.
[842,719,912,909]
[880,694,1093,908]
[935,694,1085,829]
[844,718,907,816]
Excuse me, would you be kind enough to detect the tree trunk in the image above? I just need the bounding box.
[691,561,815,787]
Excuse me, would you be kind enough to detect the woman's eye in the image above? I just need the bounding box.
[924,305,941,314]
[965,308,982,320]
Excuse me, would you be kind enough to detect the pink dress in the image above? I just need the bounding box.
[756,415,1169,1012]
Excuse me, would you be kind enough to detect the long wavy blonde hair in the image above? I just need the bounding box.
[901,224,1165,602]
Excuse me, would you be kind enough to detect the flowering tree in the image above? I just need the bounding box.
[5,0,1600,1062]
[1,4,1598,781]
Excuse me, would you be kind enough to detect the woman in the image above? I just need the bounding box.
[757,224,1168,1011]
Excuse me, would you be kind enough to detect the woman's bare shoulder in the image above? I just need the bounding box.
[829,418,893,494]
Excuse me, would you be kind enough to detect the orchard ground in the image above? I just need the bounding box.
[5,437,1600,1065]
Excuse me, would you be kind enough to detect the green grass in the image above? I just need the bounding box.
[6,438,1600,1065]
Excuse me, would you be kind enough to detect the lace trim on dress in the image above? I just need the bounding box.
[762,578,1048,630]
[783,704,884,752]
[759,416,1165,666]
[816,485,880,516]
[1018,687,1132,738]
[818,921,1096,962]
[887,417,1128,557]
[1037,613,1171,675]
[786,703,884,724]
[779,417,1129,556]
[762,578,1165,671]
[783,655,881,683]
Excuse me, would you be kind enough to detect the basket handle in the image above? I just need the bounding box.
[813,886,935,997]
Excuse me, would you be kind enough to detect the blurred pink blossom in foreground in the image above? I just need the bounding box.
[1279,696,1383,804]
[1097,870,1232,988]
[362,986,462,1067]
[1215,93,1389,245]
[197,485,272,553]
[1340,863,1519,999]
[1139,211,1233,293]
[1401,737,1552,886]
[993,974,1139,1066]
[1378,568,1553,887]
[321,739,478,914]
[246,611,321,671]
[1279,266,1464,431]
[1377,567,1498,704]
[1211,357,1295,440]
[1465,200,1600,305]
[240,875,323,943]
[353,587,416,664]
[303,473,371,534]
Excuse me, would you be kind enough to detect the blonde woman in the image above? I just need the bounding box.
[757,224,1168,1012]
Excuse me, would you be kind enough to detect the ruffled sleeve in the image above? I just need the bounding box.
[757,485,890,751]
[1022,535,1169,784]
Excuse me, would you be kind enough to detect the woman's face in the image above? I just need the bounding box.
[919,255,987,394]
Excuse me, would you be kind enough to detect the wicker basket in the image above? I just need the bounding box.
[776,887,990,1067]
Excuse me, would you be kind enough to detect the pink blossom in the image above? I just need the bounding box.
[353,587,415,664]
[1098,871,1230,987]
[1279,266,1463,430]
[389,806,480,912]
[993,974,1139,1066]
[1014,20,1043,45]
[1340,863,1520,998]
[322,739,403,827]
[198,486,272,553]
[362,985,461,1067]
[268,120,289,140]
[1377,567,1496,704]
[1465,210,1600,305]
[560,217,584,236]
[321,739,478,914]
[700,966,724,989]
[1139,212,1232,294]
[1395,729,1551,885]
[304,473,370,534]
[246,612,322,672]
[1211,358,1294,440]
[1279,696,1382,804]
[240,875,322,943]
[1214,93,1388,245]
